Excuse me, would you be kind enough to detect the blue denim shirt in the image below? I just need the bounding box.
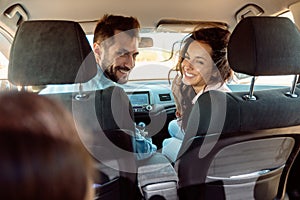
[134,127,157,160]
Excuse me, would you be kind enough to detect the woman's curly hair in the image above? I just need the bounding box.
[175,27,233,84]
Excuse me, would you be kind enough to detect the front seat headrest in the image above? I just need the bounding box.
[8,20,97,86]
[228,16,300,76]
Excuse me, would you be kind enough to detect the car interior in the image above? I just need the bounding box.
[0,0,300,200]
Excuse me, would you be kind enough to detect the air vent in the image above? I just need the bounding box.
[159,93,171,101]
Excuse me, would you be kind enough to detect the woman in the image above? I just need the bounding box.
[0,91,95,200]
[162,27,233,162]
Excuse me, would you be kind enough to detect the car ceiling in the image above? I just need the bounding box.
[1,0,299,33]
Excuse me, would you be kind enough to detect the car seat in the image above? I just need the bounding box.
[8,20,142,200]
[175,16,300,200]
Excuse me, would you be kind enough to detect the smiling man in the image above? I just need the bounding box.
[93,14,140,85]
[90,14,157,160]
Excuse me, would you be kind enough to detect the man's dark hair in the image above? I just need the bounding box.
[93,14,140,43]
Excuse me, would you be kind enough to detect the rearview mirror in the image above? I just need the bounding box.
[139,37,153,48]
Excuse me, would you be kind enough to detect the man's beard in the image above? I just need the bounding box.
[104,64,119,83]
[103,65,131,84]
[100,54,131,84]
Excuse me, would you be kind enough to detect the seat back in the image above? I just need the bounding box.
[176,16,300,200]
[71,85,141,200]
[8,20,141,200]
[8,20,96,87]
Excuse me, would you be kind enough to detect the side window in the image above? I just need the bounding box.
[0,51,10,91]
[0,31,17,92]
[279,11,295,22]
[0,51,8,79]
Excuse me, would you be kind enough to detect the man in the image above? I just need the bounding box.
[91,14,157,160]
[93,14,139,85]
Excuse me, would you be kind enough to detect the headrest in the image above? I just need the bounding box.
[8,20,97,86]
[228,16,300,76]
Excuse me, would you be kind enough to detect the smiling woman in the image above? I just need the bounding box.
[161,26,233,162]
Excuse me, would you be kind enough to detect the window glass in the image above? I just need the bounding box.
[133,32,186,80]
[279,11,295,22]
[0,51,8,80]
[0,51,13,91]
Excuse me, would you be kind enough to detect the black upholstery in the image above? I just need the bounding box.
[178,87,300,141]
[91,129,142,200]
[8,20,97,85]
[228,16,300,76]
[176,16,300,200]
[95,86,135,131]
[70,86,143,200]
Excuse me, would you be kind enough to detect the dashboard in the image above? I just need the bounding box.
[122,80,176,148]
[127,91,153,113]
[122,80,176,116]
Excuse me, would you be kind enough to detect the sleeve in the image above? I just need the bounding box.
[133,128,157,160]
